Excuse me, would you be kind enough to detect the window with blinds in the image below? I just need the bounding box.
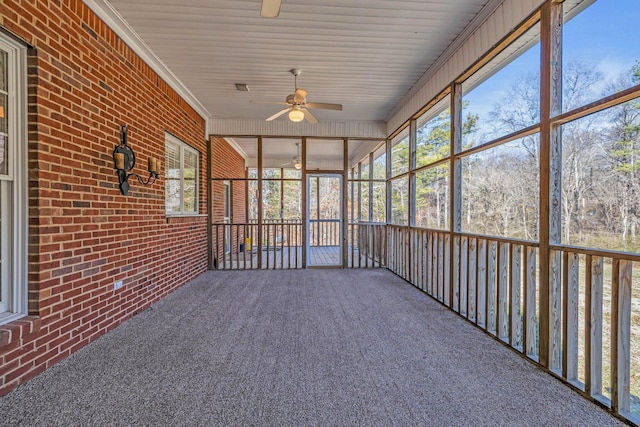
[165,133,199,215]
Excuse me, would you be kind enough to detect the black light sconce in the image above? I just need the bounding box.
[113,125,160,195]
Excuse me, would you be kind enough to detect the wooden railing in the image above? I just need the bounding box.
[547,245,640,421]
[388,225,542,359]
[212,222,303,270]
[386,224,640,423]
[348,222,386,268]
[309,219,340,247]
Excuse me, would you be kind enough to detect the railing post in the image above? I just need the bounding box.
[585,255,603,397]
[611,259,632,414]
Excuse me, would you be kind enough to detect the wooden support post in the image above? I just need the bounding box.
[450,82,462,308]
[409,119,417,228]
[350,168,355,268]
[539,0,563,369]
[207,136,213,269]
[257,137,264,269]
[343,138,349,268]
[386,138,392,234]
[369,151,374,223]
[301,137,307,268]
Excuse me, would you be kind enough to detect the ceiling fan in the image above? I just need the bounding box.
[252,69,343,124]
[280,142,319,170]
[281,142,303,169]
[260,0,281,18]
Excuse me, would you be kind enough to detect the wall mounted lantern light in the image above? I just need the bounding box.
[113,124,160,195]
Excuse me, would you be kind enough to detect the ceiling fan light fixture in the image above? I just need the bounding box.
[288,108,304,122]
[294,161,302,170]
[260,0,281,18]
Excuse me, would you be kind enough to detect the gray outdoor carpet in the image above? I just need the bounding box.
[0,269,624,426]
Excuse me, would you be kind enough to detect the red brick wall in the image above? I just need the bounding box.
[211,137,247,261]
[0,1,208,395]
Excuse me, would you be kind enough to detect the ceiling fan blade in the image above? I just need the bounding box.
[260,0,281,18]
[305,102,343,111]
[303,109,318,124]
[266,107,290,121]
[294,88,307,103]
[251,100,289,105]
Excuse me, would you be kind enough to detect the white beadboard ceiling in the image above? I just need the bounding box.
[94,0,499,125]
[87,0,505,164]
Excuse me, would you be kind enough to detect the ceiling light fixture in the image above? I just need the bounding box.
[288,108,304,122]
[294,161,302,170]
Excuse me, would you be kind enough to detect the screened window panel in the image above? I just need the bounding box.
[390,177,408,225]
[415,164,449,230]
[563,0,640,111]
[461,135,540,240]
[283,169,301,179]
[416,106,450,169]
[283,181,301,220]
[372,182,386,223]
[372,151,386,180]
[462,25,541,150]
[360,182,370,222]
[560,101,640,252]
[360,158,370,180]
[390,134,409,177]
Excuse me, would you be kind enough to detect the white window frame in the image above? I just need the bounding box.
[165,133,199,216]
[0,33,28,325]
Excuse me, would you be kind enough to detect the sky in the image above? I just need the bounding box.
[461,0,640,138]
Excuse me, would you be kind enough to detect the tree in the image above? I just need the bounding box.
[603,63,640,242]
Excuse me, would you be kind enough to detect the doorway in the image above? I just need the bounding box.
[306,174,343,267]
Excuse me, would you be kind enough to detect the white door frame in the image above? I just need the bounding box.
[306,173,343,267]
